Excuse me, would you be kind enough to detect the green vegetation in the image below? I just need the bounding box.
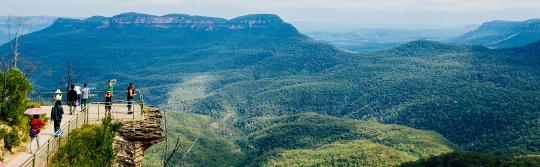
[4,128,20,150]
[244,113,453,166]
[0,69,32,126]
[2,13,540,165]
[145,112,453,166]
[401,152,540,167]
[53,118,122,167]
[144,112,245,167]
[267,140,417,166]
[0,69,33,152]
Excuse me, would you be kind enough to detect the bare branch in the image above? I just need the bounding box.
[164,136,182,165]
[6,16,33,69]
[181,138,198,160]
[58,62,79,91]
[19,58,41,78]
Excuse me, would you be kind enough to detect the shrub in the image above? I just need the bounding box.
[0,69,32,126]
[53,118,122,167]
[26,102,41,109]
[4,127,21,151]
[0,69,32,149]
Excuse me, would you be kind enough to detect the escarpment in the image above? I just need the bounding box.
[113,108,164,167]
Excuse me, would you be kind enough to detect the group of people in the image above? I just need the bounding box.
[28,80,139,153]
[103,80,139,116]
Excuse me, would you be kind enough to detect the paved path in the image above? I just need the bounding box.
[3,103,144,167]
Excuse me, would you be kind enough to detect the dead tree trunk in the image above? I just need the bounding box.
[7,16,32,69]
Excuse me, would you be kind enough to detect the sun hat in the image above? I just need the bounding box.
[55,89,62,94]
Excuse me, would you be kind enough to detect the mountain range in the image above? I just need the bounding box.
[1,13,540,166]
[309,19,540,52]
[0,16,57,44]
[306,25,477,52]
[451,19,540,48]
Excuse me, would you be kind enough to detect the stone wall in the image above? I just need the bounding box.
[113,108,164,167]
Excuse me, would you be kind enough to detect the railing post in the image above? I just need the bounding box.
[67,120,71,137]
[85,105,88,123]
[32,153,36,167]
[133,102,135,120]
[47,138,51,164]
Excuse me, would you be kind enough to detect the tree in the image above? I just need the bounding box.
[7,16,33,69]
[160,109,199,167]
[58,61,79,92]
[0,69,32,125]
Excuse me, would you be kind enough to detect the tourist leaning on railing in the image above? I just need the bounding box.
[104,90,113,117]
[127,83,136,115]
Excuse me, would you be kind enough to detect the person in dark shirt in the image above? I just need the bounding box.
[67,84,78,115]
[51,100,64,136]
[126,83,136,114]
[105,90,112,118]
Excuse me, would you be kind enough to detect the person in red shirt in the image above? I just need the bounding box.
[29,115,45,153]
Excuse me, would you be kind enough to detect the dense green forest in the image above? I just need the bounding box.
[144,112,454,166]
[401,152,540,167]
[1,13,539,166]
[144,112,245,167]
[266,140,418,166]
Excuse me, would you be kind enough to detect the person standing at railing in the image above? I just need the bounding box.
[29,115,45,153]
[67,84,78,115]
[105,90,112,117]
[81,83,90,112]
[107,80,115,96]
[74,85,82,108]
[51,100,64,137]
[126,83,136,114]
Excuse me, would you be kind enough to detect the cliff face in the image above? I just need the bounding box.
[51,12,297,32]
[113,108,165,167]
[452,19,540,48]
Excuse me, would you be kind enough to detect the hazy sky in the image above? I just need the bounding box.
[2,0,540,31]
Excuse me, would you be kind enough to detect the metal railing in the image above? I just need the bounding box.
[86,101,145,122]
[20,107,87,167]
[19,100,146,167]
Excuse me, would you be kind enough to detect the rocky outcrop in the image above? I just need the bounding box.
[452,19,540,48]
[113,108,164,167]
[53,12,298,32]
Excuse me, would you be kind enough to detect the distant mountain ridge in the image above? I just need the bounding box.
[53,12,296,32]
[305,25,477,52]
[452,18,540,48]
[0,16,58,44]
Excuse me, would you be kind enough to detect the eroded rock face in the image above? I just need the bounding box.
[113,108,164,167]
[53,12,297,32]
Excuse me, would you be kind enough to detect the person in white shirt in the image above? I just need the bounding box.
[81,83,90,112]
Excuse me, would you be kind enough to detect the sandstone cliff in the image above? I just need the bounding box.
[113,108,164,167]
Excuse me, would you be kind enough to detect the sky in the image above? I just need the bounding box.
[1,0,540,31]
